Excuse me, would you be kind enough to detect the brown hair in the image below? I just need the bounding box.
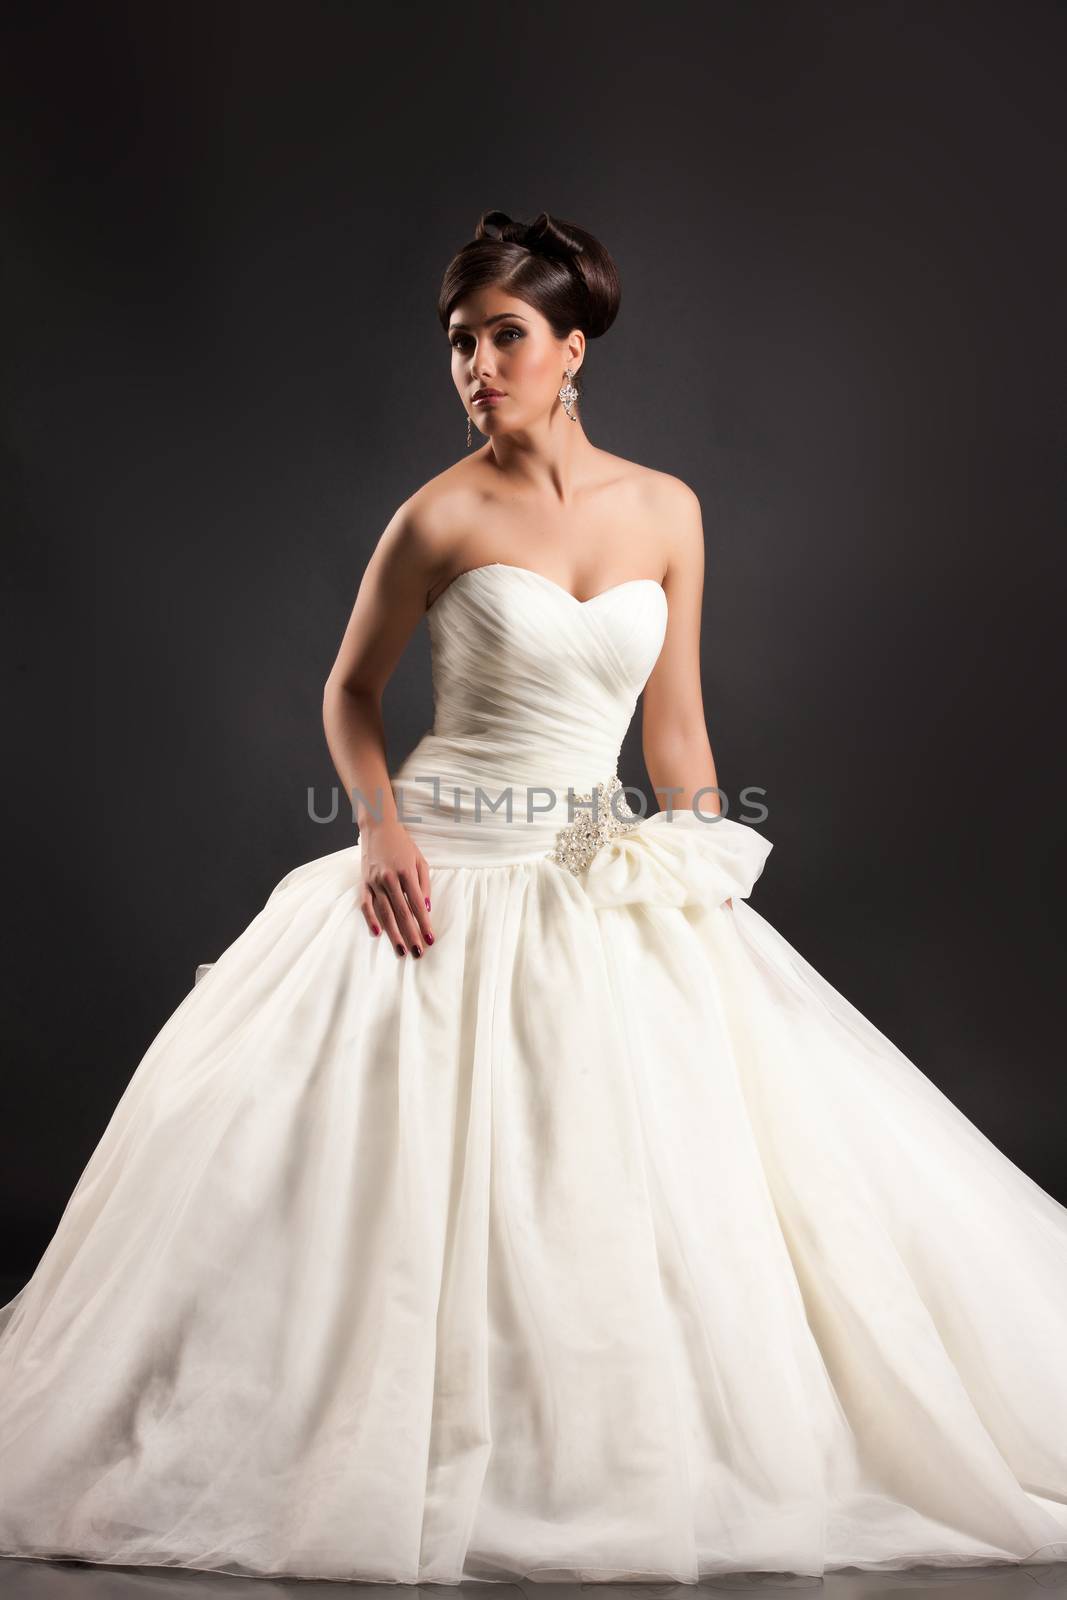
[437,209,621,399]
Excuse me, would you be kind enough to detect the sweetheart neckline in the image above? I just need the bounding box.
[425,561,667,616]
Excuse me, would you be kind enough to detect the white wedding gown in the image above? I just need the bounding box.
[2,559,1067,1586]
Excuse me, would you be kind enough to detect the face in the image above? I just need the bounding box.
[448,285,584,438]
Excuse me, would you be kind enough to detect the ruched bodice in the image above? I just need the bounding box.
[389,562,670,865]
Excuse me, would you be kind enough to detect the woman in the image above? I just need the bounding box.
[2,208,1066,1586]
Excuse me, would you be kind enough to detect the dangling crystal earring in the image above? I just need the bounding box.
[466,412,472,448]
[558,368,579,421]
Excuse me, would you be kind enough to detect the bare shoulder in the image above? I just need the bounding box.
[372,457,484,577]
[597,452,705,580]
[636,463,701,523]
[651,470,705,575]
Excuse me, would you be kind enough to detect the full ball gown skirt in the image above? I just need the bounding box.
[2,560,1067,1585]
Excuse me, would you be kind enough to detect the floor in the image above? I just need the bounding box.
[1,1560,1067,1599]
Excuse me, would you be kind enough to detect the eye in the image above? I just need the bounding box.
[449,326,525,351]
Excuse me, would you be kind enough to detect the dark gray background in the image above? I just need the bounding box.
[3,0,1065,1280]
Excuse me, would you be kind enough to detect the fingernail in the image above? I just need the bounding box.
[412,946,422,958]
[425,898,431,910]
[396,943,405,956]
[371,924,380,936]
[426,932,434,944]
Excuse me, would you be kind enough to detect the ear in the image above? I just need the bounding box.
[566,329,586,373]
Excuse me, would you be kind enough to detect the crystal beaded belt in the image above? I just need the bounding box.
[546,773,641,875]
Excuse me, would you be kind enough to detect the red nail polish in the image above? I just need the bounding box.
[426,932,434,944]
[371,924,380,936]
[425,898,431,910]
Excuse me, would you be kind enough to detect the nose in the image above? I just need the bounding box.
[470,336,497,376]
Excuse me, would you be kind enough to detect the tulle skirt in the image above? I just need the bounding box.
[2,812,1067,1583]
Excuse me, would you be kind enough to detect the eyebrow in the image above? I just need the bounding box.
[448,312,529,332]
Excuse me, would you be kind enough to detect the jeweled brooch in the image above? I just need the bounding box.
[547,774,641,875]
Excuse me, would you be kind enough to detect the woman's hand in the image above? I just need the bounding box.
[359,819,435,958]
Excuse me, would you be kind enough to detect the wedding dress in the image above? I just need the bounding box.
[2,558,1067,1586]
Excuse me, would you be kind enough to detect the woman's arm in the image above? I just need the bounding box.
[640,482,724,821]
[323,501,438,956]
[323,505,423,832]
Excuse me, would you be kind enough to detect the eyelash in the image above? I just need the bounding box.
[450,327,524,351]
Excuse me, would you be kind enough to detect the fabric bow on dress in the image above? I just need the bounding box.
[579,809,773,913]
